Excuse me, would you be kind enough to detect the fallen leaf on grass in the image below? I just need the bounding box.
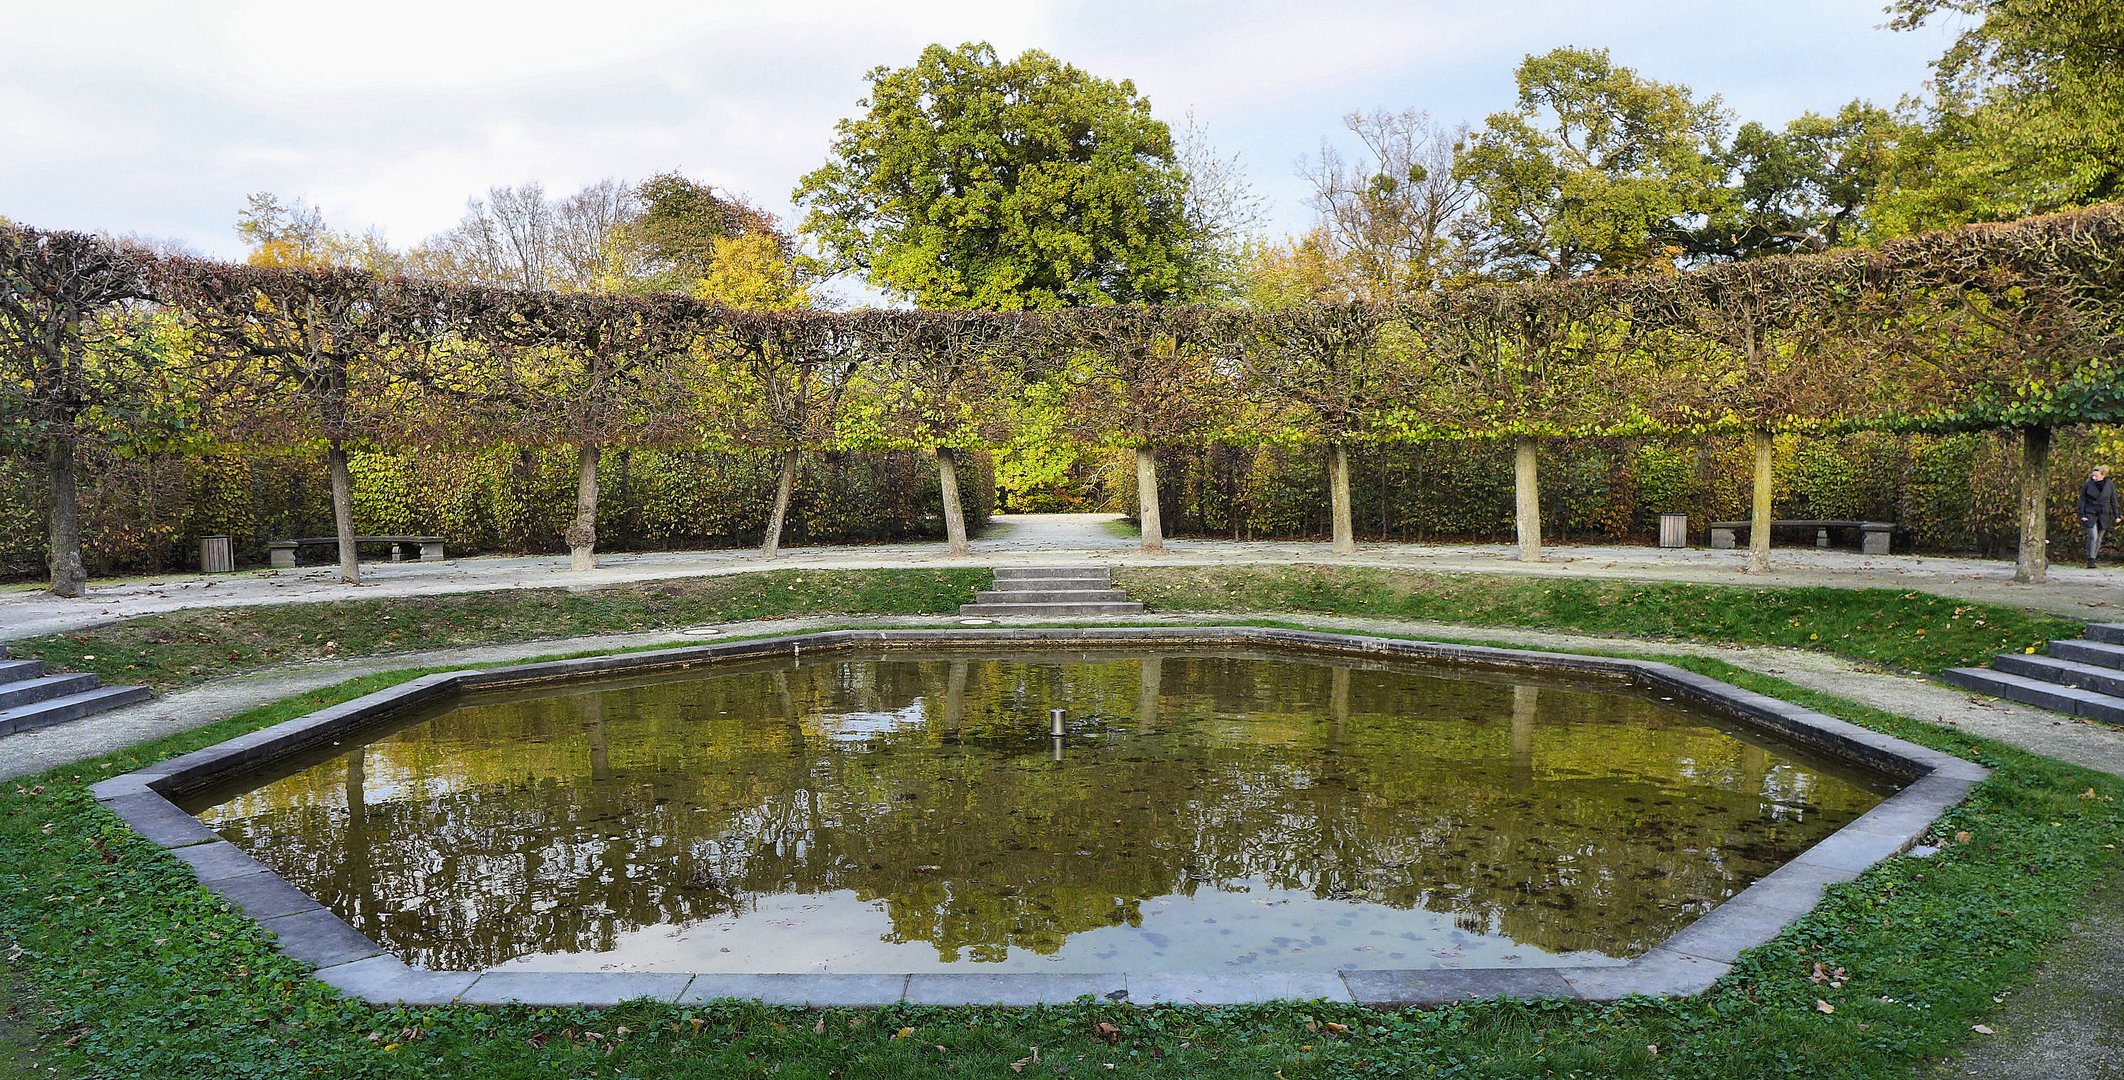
[1973,1024,1996,1035]
[893,1027,914,1040]
[1095,1021,1121,1046]
[1815,1000,1836,1014]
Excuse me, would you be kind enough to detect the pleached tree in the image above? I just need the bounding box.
[0,226,151,597]
[152,258,422,585]
[709,310,863,558]
[475,289,708,570]
[1055,305,1237,553]
[852,310,1034,555]
[1406,281,1620,563]
[1240,302,1409,553]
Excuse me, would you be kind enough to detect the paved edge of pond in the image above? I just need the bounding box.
[86,625,1983,1009]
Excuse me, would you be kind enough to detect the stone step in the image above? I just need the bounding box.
[1994,653,2124,698]
[958,602,1145,618]
[2049,639,2124,670]
[992,567,1110,582]
[0,684,155,738]
[0,658,47,683]
[985,578,1112,595]
[1942,667,2124,725]
[2088,624,2124,646]
[973,589,1132,604]
[0,673,101,711]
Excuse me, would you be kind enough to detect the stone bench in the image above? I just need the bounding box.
[267,535,445,569]
[1708,519,1896,555]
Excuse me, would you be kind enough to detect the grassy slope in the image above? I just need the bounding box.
[8,565,2082,696]
[1117,565,2085,674]
[0,645,2117,1077]
[6,568,988,692]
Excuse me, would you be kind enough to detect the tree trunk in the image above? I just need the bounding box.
[1136,656,1163,734]
[762,448,800,559]
[1329,442,1355,554]
[937,447,969,557]
[1513,437,1541,562]
[566,443,599,571]
[1135,447,1166,553]
[44,436,87,598]
[325,439,360,585]
[2014,426,2051,584]
[1748,431,1774,574]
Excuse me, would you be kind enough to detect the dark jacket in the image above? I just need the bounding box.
[2081,477,2120,524]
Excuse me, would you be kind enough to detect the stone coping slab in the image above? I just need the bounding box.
[96,625,1986,1008]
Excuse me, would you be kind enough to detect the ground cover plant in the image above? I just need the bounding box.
[3,567,988,691]
[1117,565,2086,674]
[5,565,2080,696]
[0,636,2118,1078]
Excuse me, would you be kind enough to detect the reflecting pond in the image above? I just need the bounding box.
[189,649,1896,973]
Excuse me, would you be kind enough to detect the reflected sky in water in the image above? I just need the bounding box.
[193,649,1894,973]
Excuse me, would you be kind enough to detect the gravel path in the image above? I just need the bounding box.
[5,513,2120,641]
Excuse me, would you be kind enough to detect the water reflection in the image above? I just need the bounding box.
[192,650,1894,973]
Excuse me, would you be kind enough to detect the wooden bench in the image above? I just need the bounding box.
[1708,519,1896,555]
[267,535,445,569]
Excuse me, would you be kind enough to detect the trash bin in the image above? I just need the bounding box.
[199,535,234,574]
[1658,513,1689,549]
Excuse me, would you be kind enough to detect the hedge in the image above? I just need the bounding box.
[0,447,992,579]
[1134,427,2123,555]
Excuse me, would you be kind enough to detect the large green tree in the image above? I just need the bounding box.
[1876,0,2124,233]
[1453,47,1729,279]
[1694,101,1902,259]
[794,42,1194,310]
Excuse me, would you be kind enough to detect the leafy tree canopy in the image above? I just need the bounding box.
[793,42,1193,310]
[1453,47,1729,279]
[1876,0,2124,233]
[1695,101,1903,259]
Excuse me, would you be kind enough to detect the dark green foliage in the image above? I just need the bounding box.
[1143,429,2117,555]
[0,446,993,580]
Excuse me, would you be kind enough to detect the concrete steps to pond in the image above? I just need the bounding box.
[0,644,154,738]
[959,566,1144,618]
[1943,623,2124,725]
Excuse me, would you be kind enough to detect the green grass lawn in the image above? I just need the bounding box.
[1,568,2116,1076]
[7,564,2079,695]
[5,568,989,691]
[1,642,2118,1078]
[1118,565,2084,674]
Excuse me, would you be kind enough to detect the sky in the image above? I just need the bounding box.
[1,1,1963,263]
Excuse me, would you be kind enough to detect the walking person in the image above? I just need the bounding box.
[2079,465,2120,568]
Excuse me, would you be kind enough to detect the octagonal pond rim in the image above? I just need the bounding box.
[93,625,1988,1008]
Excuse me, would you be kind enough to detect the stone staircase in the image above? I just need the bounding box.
[959,566,1144,618]
[1944,623,2124,725]
[0,644,153,738]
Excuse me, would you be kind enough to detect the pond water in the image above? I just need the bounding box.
[188,649,1896,973]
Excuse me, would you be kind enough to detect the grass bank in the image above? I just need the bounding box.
[1118,565,2084,674]
[5,568,987,691]
[1,637,2118,1078]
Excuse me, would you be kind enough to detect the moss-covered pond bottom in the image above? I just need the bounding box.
[184,648,1896,976]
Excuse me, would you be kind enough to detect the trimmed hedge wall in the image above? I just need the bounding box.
[1134,428,2121,556]
[0,447,992,579]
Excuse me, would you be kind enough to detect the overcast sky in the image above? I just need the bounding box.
[2,1,1960,262]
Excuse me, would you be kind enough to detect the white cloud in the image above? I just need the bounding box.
[0,0,1956,259]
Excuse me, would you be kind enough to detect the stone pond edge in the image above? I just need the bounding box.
[89,625,1986,1008]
